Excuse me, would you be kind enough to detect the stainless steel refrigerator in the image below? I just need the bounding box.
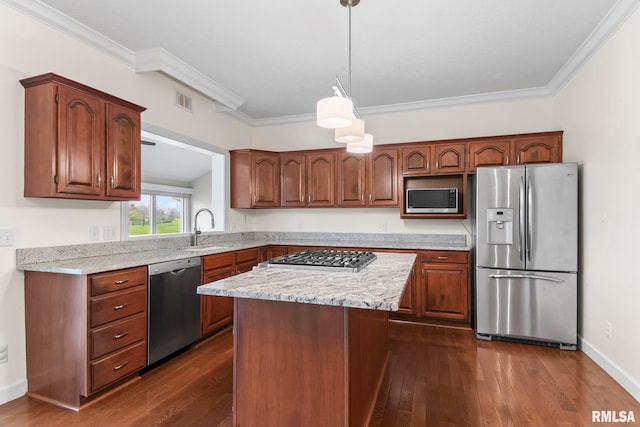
[475,163,578,349]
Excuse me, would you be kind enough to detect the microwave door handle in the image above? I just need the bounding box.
[519,176,526,263]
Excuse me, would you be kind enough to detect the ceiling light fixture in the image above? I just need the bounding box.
[317,0,371,152]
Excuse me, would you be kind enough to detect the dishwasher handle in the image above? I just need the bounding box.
[170,268,187,276]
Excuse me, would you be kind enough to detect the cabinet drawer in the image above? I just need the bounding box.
[235,248,260,264]
[202,253,235,272]
[202,267,235,284]
[91,266,147,296]
[420,250,468,264]
[90,341,146,391]
[90,313,146,359]
[90,286,147,328]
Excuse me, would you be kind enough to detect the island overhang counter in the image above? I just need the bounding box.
[197,252,416,427]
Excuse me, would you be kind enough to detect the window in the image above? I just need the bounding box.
[128,190,190,236]
[120,125,226,240]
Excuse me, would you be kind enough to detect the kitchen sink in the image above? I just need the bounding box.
[183,245,228,252]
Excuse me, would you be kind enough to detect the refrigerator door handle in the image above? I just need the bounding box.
[526,175,533,262]
[488,273,564,283]
[519,176,526,263]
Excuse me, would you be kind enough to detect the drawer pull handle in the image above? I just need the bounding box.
[113,332,128,340]
[113,303,128,310]
[113,361,128,371]
[437,256,449,260]
[114,280,129,285]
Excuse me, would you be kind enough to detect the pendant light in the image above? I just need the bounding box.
[317,0,366,144]
[347,133,373,153]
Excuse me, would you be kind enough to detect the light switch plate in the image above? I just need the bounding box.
[0,228,14,246]
[0,344,7,364]
[89,225,100,241]
[103,225,117,241]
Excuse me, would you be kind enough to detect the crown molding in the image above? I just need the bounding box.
[5,0,639,126]
[1,0,244,111]
[547,0,640,95]
[135,48,245,110]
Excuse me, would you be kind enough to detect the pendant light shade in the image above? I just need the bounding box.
[346,133,373,153]
[317,96,354,128]
[335,118,364,143]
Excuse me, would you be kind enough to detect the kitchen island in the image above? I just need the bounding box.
[197,252,416,427]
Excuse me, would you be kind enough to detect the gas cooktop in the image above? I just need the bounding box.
[260,249,377,273]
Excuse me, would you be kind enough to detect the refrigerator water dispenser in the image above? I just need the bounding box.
[486,208,513,244]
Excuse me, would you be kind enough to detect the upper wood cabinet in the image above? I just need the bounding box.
[402,146,431,176]
[336,152,367,206]
[513,134,562,165]
[468,140,511,172]
[20,73,145,201]
[231,150,280,208]
[368,149,399,206]
[280,153,306,207]
[336,149,399,207]
[433,143,466,174]
[306,152,335,207]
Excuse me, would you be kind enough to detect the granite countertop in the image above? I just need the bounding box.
[16,231,469,275]
[197,252,416,311]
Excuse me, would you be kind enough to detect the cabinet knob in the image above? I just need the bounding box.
[110,176,115,189]
[114,279,129,285]
[113,303,128,311]
[97,174,101,188]
[113,332,129,340]
[437,256,448,260]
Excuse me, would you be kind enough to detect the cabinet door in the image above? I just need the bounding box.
[56,85,105,196]
[251,153,280,207]
[468,140,511,172]
[280,153,306,207]
[514,135,561,165]
[433,144,465,174]
[419,263,469,321]
[105,103,141,199]
[369,149,399,206]
[402,146,431,175]
[201,267,235,336]
[306,152,335,207]
[336,152,366,206]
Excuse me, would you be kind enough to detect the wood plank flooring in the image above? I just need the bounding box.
[1,321,638,426]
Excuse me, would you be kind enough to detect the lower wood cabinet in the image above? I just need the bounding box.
[24,266,148,410]
[417,250,469,322]
[200,248,261,337]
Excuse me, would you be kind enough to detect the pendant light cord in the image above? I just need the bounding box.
[348,1,352,99]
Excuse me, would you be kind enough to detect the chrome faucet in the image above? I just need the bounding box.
[192,208,214,247]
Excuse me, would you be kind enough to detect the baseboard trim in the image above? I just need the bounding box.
[579,335,640,403]
[0,380,27,405]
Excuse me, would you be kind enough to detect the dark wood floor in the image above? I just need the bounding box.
[1,321,638,426]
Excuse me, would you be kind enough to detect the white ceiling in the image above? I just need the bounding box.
[7,0,640,125]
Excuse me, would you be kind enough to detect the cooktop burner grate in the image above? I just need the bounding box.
[260,249,377,272]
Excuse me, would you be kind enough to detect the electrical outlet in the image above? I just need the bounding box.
[0,344,7,364]
[377,222,387,232]
[0,228,14,246]
[605,321,612,339]
[103,225,117,241]
[89,225,100,241]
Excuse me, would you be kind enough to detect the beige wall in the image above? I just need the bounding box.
[555,5,640,399]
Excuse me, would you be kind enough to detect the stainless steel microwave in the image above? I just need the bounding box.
[406,188,458,213]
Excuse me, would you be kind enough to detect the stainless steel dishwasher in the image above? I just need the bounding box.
[147,257,201,365]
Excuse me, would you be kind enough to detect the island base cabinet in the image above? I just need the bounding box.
[233,299,388,427]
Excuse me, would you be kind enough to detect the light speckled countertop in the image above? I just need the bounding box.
[197,252,416,311]
[16,231,469,275]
